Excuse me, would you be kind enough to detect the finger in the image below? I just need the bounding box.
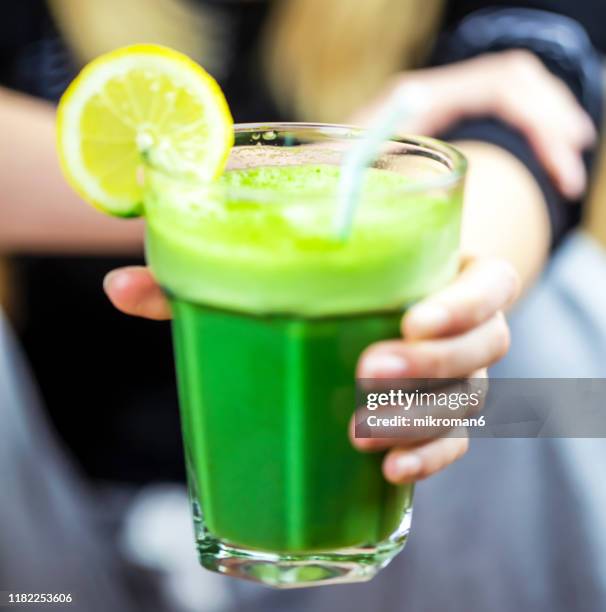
[547,146,587,201]
[103,266,171,320]
[359,313,510,379]
[514,77,596,150]
[403,257,519,340]
[383,429,469,484]
[351,369,487,452]
[492,50,596,147]
[505,101,589,199]
[494,73,594,199]
[533,74,596,148]
[523,128,588,200]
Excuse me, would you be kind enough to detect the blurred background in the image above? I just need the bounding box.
[2,1,606,611]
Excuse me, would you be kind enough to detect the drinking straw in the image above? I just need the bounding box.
[335,84,427,240]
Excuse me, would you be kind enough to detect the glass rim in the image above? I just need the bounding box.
[144,122,467,199]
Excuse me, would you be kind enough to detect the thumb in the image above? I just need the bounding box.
[103,266,172,320]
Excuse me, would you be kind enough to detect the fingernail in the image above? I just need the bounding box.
[103,270,125,293]
[407,303,450,336]
[560,162,585,200]
[554,148,585,199]
[560,165,585,200]
[360,352,408,378]
[579,116,597,145]
[393,453,422,478]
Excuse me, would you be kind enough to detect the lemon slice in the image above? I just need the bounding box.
[57,44,234,217]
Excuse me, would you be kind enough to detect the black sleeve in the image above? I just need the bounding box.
[440,118,583,248]
[0,0,45,88]
[432,8,604,249]
[0,0,75,101]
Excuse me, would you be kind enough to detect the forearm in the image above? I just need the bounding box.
[454,140,551,294]
[0,88,552,282]
[0,88,143,255]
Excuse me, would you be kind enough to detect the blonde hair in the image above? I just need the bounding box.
[263,0,444,122]
[48,0,444,121]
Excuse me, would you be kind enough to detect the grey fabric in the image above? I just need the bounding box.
[0,311,136,611]
[230,231,606,612]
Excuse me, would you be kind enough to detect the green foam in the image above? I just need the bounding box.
[144,164,462,316]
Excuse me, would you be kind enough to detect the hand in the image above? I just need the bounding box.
[350,256,519,484]
[104,256,520,485]
[351,50,596,200]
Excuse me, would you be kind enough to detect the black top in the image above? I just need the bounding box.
[445,0,603,48]
[3,1,604,483]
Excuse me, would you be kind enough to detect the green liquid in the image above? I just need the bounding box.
[145,163,462,553]
[172,303,412,551]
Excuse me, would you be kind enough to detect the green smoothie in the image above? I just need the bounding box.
[145,161,462,555]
